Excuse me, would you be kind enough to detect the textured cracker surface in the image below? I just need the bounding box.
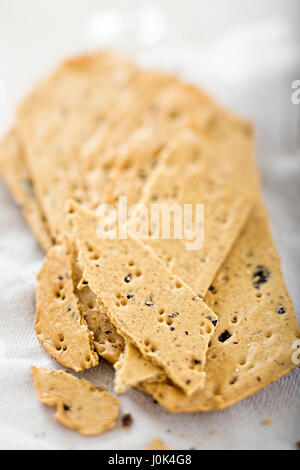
[114,343,165,394]
[139,128,253,297]
[35,243,99,372]
[17,52,137,240]
[142,202,300,411]
[71,202,218,396]
[0,129,52,251]
[32,367,119,436]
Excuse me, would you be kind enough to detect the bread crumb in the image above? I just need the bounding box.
[210,429,218,435]
[147,438,170,450]
[262,419,272,426]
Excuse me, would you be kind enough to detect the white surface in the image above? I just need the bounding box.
[0,0,299,450]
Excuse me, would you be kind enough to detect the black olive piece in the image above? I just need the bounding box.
[276,306,286,315]
[218,330,232,343]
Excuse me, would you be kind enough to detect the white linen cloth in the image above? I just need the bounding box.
[0,3,299,450]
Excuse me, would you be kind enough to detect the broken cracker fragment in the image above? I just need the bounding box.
[0,128,52,252]
[71,201,218,396]
[147,438,170,450]
[114,343,165,394]
[32,367,119,436]
[141,202,300,411]
[35,243,99,372]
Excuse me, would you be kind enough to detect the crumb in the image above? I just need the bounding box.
[210,429,218,436]
[181,433,187,438]
[122,413,133,427]
[262,419,272,426]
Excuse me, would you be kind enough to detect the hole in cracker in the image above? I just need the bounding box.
[213,385,222,396]
[229,376,238,385]
[265,331,273,339]
[135,269,142,278]
[206,325,212,335]
[231,315,238,324]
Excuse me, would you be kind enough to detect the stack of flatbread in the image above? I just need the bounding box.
[0,52,299,436]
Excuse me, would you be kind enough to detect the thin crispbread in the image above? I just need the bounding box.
[69,243,125,364]
[32,367,119,436]
[106,128,253,298]
[71,201,218,396]
[103,125,166,207]
[35,242,99,372]
[81,72,175,209]
[0,128,52,251]
[141,201,300,411]
[114,343,165,395]
[17,52,138,241]
[36,239,124,368]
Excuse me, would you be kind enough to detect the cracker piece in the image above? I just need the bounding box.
[70,246,125,364]
[32,367,119,436]
[139,129,253,297]
[141,202,300,411]
[71,202,218,396]
[147,438,170,450]
[114,343,165,395]
[17,52,137,241]
[0,128,52,251]
[81,71,175,208]
[35,243,99,372]
[103,125,166,207]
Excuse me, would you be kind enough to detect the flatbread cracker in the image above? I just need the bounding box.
[135,128,253,297]
[32,367,119,436]
[70,244,125,364]
[141,202,300,411]
[81,71,175,209]
[103,125,166,207]
[0,128,52,251]
[35,243,99,372]
[114,343,165,394]
[17,52,137,241]
[71,202,218,396]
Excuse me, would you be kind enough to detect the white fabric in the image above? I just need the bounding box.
[0,2,299,450]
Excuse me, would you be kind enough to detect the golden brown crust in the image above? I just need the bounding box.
[32,367,119,436]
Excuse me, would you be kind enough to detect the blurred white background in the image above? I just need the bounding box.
[0,0,299,450]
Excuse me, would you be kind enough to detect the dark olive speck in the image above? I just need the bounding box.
[276,306,286,315]
[219,330,232,343]
[253,266,270,289]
